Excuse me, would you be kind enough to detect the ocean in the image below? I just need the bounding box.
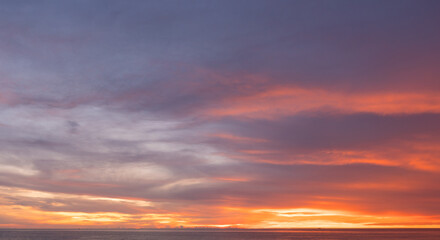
[0,229,439,240]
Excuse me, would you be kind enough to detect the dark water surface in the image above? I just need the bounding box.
[1,229,439,240]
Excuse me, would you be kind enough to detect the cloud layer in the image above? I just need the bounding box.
[1,0,440,228]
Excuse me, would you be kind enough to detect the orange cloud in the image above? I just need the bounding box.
[205,86,440,118]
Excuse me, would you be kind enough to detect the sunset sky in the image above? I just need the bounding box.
[1,0,440,228]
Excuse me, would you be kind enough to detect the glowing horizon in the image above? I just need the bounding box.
[1,0,440,229]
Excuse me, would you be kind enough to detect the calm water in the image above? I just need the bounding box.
[0,229,439,240]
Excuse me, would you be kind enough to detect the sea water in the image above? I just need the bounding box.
[0,229,439,240]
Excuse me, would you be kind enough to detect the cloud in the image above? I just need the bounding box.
[1,0,440,228]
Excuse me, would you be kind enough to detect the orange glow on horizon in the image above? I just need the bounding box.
[2,186,440,229]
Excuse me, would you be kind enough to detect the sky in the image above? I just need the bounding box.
[1,0,440,228]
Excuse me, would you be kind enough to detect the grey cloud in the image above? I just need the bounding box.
[67,120,79,134]
[1,0,439,114]
[215,113,440,155]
